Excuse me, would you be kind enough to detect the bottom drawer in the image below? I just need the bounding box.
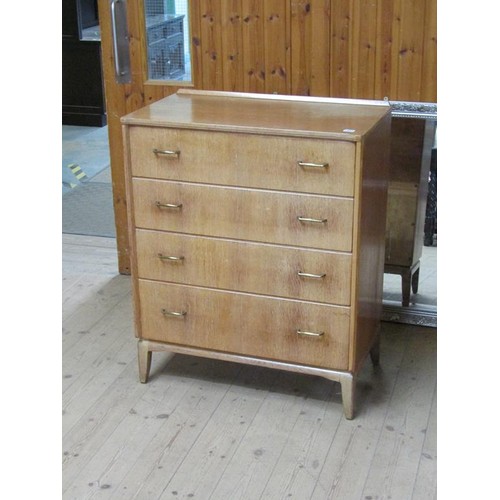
[138,280,350,370]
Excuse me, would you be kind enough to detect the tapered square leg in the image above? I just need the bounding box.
[370,335,381,366]
[138,340,152,383]
[339,373,355,420]
[401,271,411,307]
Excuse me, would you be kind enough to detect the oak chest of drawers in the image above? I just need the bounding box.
[121,90,391,419]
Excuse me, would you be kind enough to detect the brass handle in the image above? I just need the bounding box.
[297,161,329,169]
[158,254,184,262]
[156,201,183,209]
[297,216,327,224]
[153,148,180,159]
[296,329,325,338]
[297,271,326,279]
[161,309,187,317]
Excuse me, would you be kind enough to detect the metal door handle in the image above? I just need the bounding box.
[110,0,131,83]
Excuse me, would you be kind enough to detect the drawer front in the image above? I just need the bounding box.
[147,26,164,45]
[138,280,350,370]
[132,179,354,251]
[165,19,183,37]
[128,127,356,197]
[135,229,352,305]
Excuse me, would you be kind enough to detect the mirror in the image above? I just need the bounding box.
[382,102,437,327]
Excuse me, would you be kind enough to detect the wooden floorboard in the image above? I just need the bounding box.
[62,234,437,499]
[359,326,437,499]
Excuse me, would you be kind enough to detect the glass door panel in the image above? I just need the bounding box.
[144,0,191,82]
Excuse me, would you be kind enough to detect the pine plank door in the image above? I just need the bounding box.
[97,0,197,274]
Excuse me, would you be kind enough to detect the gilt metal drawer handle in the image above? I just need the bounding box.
[158,254,185,262]
[153,148,180,159]
[297,216,327,224]
[161,309,187,317]
[297,271,326,279]
[296,329,325,338]
[155,201,183,209]
[297,161,329,169]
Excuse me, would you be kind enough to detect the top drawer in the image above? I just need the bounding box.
[128,126,356,197]
[165,19,183,37]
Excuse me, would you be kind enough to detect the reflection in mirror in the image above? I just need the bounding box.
[383,237,437,324]
[382,105,437,327]
[144,0,191,82]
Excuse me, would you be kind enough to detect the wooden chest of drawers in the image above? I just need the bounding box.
[121,90,391,419]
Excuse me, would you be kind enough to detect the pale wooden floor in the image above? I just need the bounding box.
[62,233,437,500]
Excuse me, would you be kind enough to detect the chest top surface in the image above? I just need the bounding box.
[121,90,390,141]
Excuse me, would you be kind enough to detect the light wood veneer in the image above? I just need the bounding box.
[132,179,354,251]
[129,127,356,196]
[122,90,391,419]
[135,229,352,305]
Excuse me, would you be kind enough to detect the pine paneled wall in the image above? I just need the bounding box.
[188,0,436,102]
[96,0,436,274]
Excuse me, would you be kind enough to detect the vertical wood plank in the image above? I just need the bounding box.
[241,0,266,92]
[310,0,331,96]
[389,0,402,100]
[330,0,352,98]
[263,0,289,94]
[200,0,224,90]
[189,0,204,88]
[221,0,244,91]
[124,0,148,114]
[290,0,310,95]
[420,0,437,102]
[374,0,395,100]
[351,0,378,99]
[396,0,425,100]
[288,0,331,96]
